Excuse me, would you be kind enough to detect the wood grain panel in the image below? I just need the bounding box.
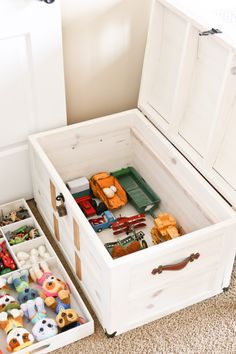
[73,219,80,251]
[53,214,60,241]
[50,179,57,211]
[75,252,82,280]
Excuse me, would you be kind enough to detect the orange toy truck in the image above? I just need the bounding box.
[90,172,127,210]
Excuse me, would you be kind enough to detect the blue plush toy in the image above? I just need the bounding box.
[7,270,39,304]
[21,297,58,341]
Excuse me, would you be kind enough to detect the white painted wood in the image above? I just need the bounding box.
[0,199,94,353]
[29,109,236,335]
[148,6,188,123]
[214,99,236,190]
[27,0,236,336]
[139,0,236,208]
[0,0,66,204]
[129,230,225,295]
[178,38,230,157]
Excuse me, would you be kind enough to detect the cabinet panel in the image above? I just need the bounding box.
[213,101,236,190]
[0,0,66,203]
[0,35,34,147]
[148,6,188,123]
[178,36,229,157]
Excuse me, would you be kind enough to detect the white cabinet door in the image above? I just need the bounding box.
[0,0,66,204]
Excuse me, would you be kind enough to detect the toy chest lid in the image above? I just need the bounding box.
[138,0,236,208]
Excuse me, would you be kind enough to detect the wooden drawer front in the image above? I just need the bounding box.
[129,231,223,296]
[127,268,218,324]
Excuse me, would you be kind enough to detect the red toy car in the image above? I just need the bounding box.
[75,195,96,217]
[0,241,16,271]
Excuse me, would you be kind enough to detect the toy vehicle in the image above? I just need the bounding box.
[112,213,146,235]
[67,176,90,198]
[75,195,96,217]
[0,241,16,270]
[89,210,116,232]
[151,213,181,244]
[90,172,127,210]
[95,201,107,215]
[111,167,160,216]
[105,230,148,259]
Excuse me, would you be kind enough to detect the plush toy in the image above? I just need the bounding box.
[45,289,86,331]
[56,308,86,332]
[7,270,39,304]
[0,279,20,313]
[44,289,71,314]
[0,309,34,352]
[21,297,58,342]
[0,294,20,313]
[32,317,58,342]
[29,262,68,299]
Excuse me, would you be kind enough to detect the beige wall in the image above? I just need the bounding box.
[61,0,151,124]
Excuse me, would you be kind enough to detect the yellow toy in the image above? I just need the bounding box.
[151,213,181,244]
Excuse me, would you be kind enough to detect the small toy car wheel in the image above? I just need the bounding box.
[97,228,102,233]
[141,240,148,249]
[91,199,97,208]
[0,261,4,271]
[96,202,107,215]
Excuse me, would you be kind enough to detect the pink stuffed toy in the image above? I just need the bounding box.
[29,262,68,299]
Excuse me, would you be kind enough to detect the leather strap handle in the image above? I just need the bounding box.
[152,253,200,275]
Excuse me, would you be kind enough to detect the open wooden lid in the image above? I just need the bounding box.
[138,0,236,208]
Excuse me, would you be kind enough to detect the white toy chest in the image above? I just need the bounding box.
[29,0,236,337]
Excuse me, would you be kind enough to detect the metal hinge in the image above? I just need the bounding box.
[199,28,222,36]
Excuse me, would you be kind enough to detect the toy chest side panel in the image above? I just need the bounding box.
[29,141,112,329]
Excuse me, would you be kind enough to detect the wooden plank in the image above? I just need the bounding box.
[75,252,82,280]
[50,179,57,211]
[148,8,188,124]
[53,214,60,241]
[73,218,80,251]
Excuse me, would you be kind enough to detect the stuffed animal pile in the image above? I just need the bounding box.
[0,262,86,352]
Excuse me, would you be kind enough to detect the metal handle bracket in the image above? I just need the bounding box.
[199,28,222,36]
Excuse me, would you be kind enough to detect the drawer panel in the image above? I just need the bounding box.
[128,267,218,324]
[129,231,223,296]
